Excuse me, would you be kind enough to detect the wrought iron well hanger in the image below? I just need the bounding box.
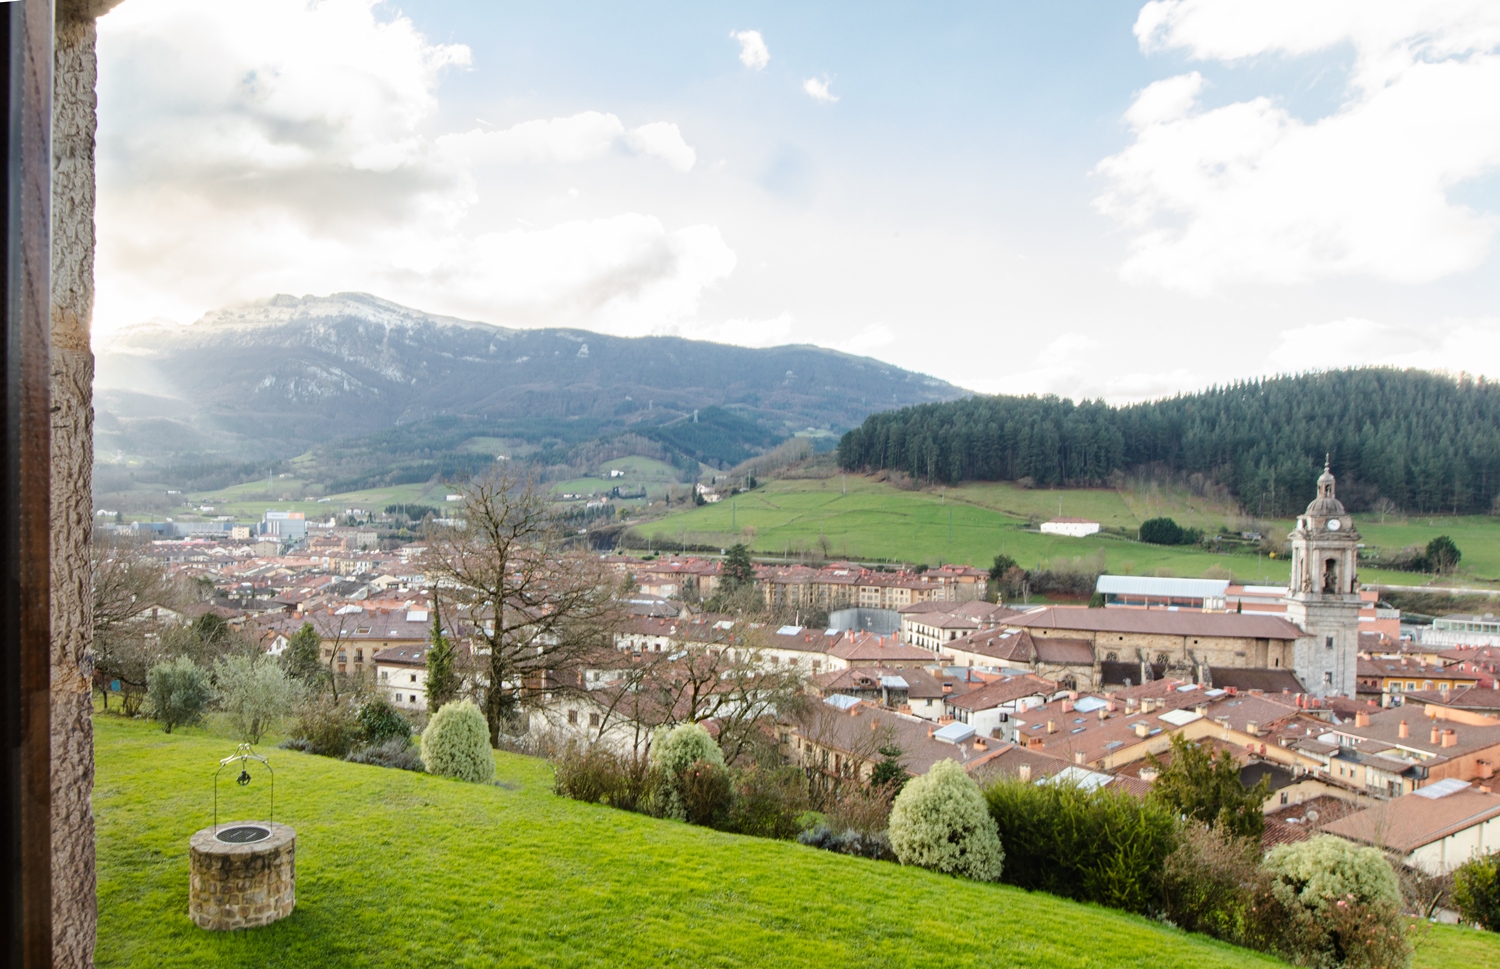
[213,743,274,834]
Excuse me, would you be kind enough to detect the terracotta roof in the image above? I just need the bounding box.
[1210,668,1306,694]
[1323,785,1500,853]
[828,634,933,665]
[947,628,1037,664]
[1406,687,1500,713]
[1032,637,1095,666]
[1261,795,1364,849]
[946,674,1057,712]
[1008,606,1305,640]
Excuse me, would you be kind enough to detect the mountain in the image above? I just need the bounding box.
[95,293,963,491]
[836,368,1500,516]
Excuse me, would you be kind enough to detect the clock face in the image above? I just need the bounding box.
[1327,518,1342,531]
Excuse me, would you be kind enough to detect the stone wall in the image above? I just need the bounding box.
[189,823,296,930]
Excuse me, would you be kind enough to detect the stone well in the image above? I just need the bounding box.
[189,821,296,930]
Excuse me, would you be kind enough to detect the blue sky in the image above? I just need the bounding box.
[94,1,1500,400]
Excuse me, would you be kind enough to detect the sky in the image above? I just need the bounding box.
[94,0,1500,401]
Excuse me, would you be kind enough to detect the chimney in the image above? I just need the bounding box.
[1046,719,1057,734]
[1061,700,1074,713]
[1125,697,1138,712]
[1105,700,1117,713]
[973,737,987,751]
[927,725,934,738]
[1098,706,1109,722]
[1431,724,1441,744]
[1399,719,1409,739]
[1133,721,1150,738]
[1017,763,1032,782]
[1139,766,1159,783]
[1073,751,1086,765]
[849,705,860,717]
[1441,729,1458,749]
[1355,710,1370,728]
[1194,704,1208,717]
[870,720,878,732]
[1068,691,1079,701]
[1246,721,1260,736]
[1478,761,1494,780]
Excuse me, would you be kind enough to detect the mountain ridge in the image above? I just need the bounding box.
[95,292,965,491]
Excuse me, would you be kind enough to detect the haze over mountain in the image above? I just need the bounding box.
[95,293,964,491]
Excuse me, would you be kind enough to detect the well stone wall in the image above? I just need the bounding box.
[188,822,296,930]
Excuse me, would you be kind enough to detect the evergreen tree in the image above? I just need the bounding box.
[723,543,756,588]
[869,744,909,794]
[284,621,324,684]
[426,594,460,714]
[1147,734,1269,839]
[1425,535,1462,574]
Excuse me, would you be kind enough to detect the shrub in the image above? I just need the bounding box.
[1264,836,1401,917]
[1262,836,1410,968]
[726,765,810,839]
[797,825,895,861]
[888,760,1003,881]
[1140,517,1187,545]
[679,759,735,828]
[288,695,359,757]
[984,775,1178,914]
[355,696,411,748]
[345,737,425,772]
[651,722,724,775]
[826,780,899,836]
[213,654,304,744]
[1161,823,1269,945]
[1453,850,1500,931]
[553,745,634,805]
[146,656,211,733]
[420,699,495,783]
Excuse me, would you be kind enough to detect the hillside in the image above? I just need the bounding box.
[837,369,1500,516]
[638,475,1500,589]
[93,716,1492,968]
[94,293,962,493]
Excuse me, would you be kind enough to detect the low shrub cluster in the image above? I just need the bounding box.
[344,737,425,772]
[985,776,1178,914]
[552,724,812,841]
[1453,849,1500,930]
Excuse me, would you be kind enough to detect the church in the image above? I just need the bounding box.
[954,463,1364,697]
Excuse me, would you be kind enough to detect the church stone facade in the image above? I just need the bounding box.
[1283,462,1362,698]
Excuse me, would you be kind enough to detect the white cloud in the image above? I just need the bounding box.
[95,0,718,337]
[692,313,796,348]
[438,113,695,171]
[1270,316,1500,377]
[732,29,770,71]
[622,122,697,173]
[1096,1,1500,293]
[803,76,839,103]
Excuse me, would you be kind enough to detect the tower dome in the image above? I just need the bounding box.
[1305,457,1346,517]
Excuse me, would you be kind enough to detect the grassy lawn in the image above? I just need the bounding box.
[638,476,1500,589]
[92,715,1336,969]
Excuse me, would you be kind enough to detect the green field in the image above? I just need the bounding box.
[92,715,1495,968]
[639,476,1500,589]
[549,455,688,502]
[170,477,444,523]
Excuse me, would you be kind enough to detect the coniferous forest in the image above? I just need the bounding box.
[835,368,1500,516]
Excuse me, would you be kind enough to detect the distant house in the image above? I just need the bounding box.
[1321,780,1500,875]
[1040,517,1100,537]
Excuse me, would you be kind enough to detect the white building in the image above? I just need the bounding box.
[374,644,429,712]
[1323,779,1500,876]
[1040,517,1100,537]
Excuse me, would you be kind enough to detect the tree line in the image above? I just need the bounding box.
[836,368,1500,515]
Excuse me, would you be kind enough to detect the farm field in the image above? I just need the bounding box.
[549,455,688,502]
[93,714,1494,969]
[639,476,1500,589]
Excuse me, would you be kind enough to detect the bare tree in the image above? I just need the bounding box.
[425,469,621,746]
[91,542,179,714]
[579,630,805,764]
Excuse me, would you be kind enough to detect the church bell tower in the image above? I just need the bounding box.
[1283,460,1361,697]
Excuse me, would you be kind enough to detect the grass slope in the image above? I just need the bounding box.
[96,716,1301,969]
[640,477,1500,589]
